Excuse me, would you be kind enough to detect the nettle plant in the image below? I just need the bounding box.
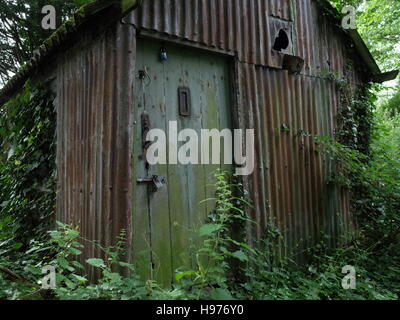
[46,223,149,300]
[1,170,254,300]
[1,166,399,300]
[173,170,253,300]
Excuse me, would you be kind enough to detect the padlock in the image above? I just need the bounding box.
[152,175,167,190]
[137,175,167,192]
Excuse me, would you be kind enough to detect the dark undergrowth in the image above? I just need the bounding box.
[0,167,399,300]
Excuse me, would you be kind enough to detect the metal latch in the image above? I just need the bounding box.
[137,175,167,192]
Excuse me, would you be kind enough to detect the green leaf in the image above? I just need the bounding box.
[210,288,235,300]
[63,277,76,289]
[56,221,67,228]
[86,258,106,268]
[57,257,74,272]
[103,270,122,282]
[175,271,196,282]
[24,265,42,275]
[12,242,23,250]
[71,274,88,283]
[68,247,82,255]
[231,250,248,262]
[198,224,223,237]
[65,229,80,240]
[71,261,84,270]
[118,261,135,271]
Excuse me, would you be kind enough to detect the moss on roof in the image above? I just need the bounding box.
[0,0,139,104]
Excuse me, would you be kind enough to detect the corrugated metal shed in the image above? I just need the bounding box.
[1,0,396,276]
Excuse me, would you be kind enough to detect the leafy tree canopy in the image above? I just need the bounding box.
[0,0,84,86]
[356,0,400,71]
[330,0,400,115]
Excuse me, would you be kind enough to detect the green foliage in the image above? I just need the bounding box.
[0,222,148,300]
[327,0,400,118]
[234,122,399,300]
[0,0,83,84]
[328,0,363,11]
[0,171,250,300]
[0,0,398,302]
[327,0,400,72]
[48,224,149,300]
[172,170,252,300]
[332,68,377,154]
[1,161,399,300]
[355,0,400,72]
[0,81,56,258]
[383,81,400,117]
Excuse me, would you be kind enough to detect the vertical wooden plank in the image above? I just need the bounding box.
[200,56,223,215]
[176,46,209,271]
[142,41,173,286]
[133,40,173,285]
[201,50,233,272]
[164,43,193,275]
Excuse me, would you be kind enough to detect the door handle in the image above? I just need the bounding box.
[137,175,167,192]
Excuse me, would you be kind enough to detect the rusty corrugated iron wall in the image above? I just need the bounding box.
[125,0,360,255]
[128,0,293,68]
[239,65,354,257]
[55,0,364,265]
[56,23,136,269]
[128,0,365,79]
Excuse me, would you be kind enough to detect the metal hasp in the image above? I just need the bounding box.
[141,113,151,151]
[137,175,167,192]
[178,86,192,117]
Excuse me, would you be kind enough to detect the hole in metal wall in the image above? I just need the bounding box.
[273,29,290,52]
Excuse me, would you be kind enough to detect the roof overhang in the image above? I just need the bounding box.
[318,0,398,84]
[369,70,399,83]
[347,29,381,75]
[347,29,399,83]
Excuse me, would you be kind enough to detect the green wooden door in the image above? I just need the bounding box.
[133,39,232,286]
